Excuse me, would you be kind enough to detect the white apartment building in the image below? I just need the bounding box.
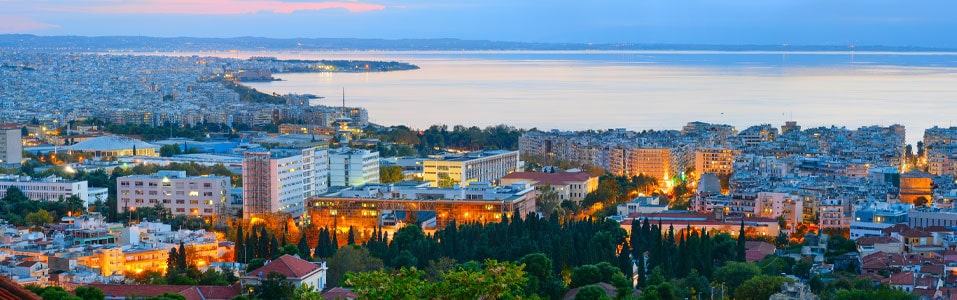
[0,175,88,203]
[116,170,230,219]
[329,148,379,187]
[422,150,520,187]
[0,125,22,167]
[243,147,329,221]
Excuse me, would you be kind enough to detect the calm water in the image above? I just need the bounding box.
[239,50,957,144]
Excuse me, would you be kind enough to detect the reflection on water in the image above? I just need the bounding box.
[242,51,957,144]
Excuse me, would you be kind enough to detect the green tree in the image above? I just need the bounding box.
[575,285,611,300]
[736,221,747,262]
[159,144,183,157]
[735,275,792,300]
[297,231,312,260]
[25,209,53,230]
[379,165,405,184]
[252,272,296,300]
[75,286,106,300]
[714,262,762,296]
[327,245,384,286]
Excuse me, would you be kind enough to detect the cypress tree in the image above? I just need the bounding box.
[167,247,179,273]
[235,225,245,263]
[270,234,280,259]
[330,230,339,256]
[177,241,188,271]
[259,227,270,259]
[297,231,312,260]
[736,220,747,262]
[315,228,329,259]
[347,226,356,245]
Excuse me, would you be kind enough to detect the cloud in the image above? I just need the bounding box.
[47,0,385,15]
[0,15,59,33]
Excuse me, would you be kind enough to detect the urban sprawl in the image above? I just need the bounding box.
[0,52,950,300]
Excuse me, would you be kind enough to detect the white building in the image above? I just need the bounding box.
[242,147,329,221]
[0,175,88,203]
[0,125,22,167]
[241,255,328,290]
[329,148,379,187]
[116,170,230,219]
[87,187,109,208]
[421,150,520,187]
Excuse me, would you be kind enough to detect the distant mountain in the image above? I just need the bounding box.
[0,34,954,52]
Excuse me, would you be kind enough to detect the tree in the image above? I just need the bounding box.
[379,166,404,184]
[713,262,762,296]
[297,232,311,260]
[735,275,792,300]
[575,285,611,300]
[252,272,296,300]
[25,209,53,230]
[914,196,929,207]
[736,221,747,262]
[537,185,562,219]
[159,144,183,157]
[75,286,106,300]
[327,245,384,286]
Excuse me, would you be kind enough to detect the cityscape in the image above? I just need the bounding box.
[2,1,957,300]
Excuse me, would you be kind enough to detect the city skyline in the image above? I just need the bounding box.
[2,0,956,47]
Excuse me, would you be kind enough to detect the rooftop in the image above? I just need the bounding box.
[67,135,157,151]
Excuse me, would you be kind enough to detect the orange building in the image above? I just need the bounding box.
[900,171,933,205]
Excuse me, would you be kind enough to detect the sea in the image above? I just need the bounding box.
[233,50,957,145]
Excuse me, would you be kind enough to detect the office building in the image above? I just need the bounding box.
[422,150,520,187]
[0,175,88,203]
[499,171,598,202]
[242,147,329,221]
[329,148,379,187]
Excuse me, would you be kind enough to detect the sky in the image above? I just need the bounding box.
[1,0,956,47]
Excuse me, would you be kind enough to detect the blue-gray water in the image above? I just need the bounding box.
[238,50,957,144]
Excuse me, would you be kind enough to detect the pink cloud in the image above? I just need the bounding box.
[0,15,59,33]
[69,0,385,15]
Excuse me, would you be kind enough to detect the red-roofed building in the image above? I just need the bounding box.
[500,171,598,202]
[322,287,358,300]
[857,236,903,256]
[91,283,241,300]
[745,241,776,262]
[240,255,328,290]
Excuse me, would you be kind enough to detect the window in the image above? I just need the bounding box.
[175,208,185,212]
[203,183,212,188]
[189,200,199,205]
[203,208,213,213]
[189,191,199,197]
[176,200,185,204]
[203,192,213,197]
[163,199,171,204]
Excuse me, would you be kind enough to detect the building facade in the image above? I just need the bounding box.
[695,148,741,175]
[0,125,23,167]
[0,175,88,203]
[499,171,598,202]
[422,150,520,187]
[116,170,230,219]
[329,148,379,187]
[242,147,329,221]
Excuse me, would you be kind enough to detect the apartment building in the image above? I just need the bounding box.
[695,148,741,175]
[116,170,230,219]
[0,125,22,167]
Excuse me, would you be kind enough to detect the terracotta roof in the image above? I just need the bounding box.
[899,228,932,238]
[921,226,951,232]
[322,287,359,300]
[856,236,901,246]
[501,172,595,186]
[246,254,321,279]
[0,276,41,300]
[91,284,240,300]
[882,224,912,235]
[745,241,776,262]
[889,272,915,286]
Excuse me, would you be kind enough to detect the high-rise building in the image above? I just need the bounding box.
[422,150,520,187]
[116,170,230,219]
[242,147,329,222]
[0,125,22,167]
[329,148,379,187]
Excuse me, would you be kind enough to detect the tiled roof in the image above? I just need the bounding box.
[889,272,914,286]
[247,254,321,279]
[856,236,901,246]
[501,172,595,186]
[0,276,41,300]
[899,228,932,238]
[322,287,359,300]
[91,284,240,300]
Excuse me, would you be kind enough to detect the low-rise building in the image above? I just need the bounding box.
[0,175,89,203]
[422,150,520,187]
[241,254,328,290]
[499,171,598,202]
